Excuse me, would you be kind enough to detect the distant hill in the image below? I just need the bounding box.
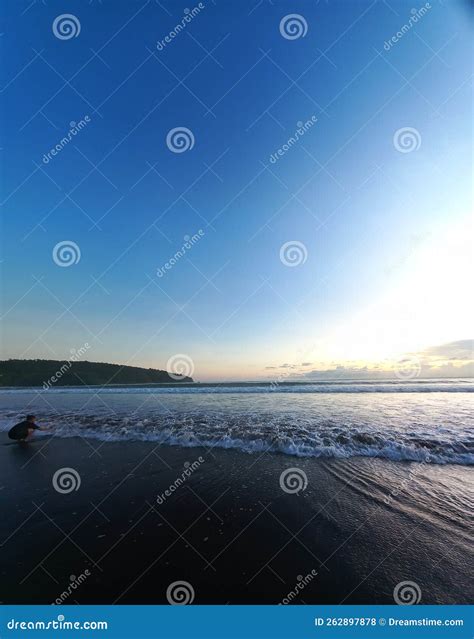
[0,359,193,387]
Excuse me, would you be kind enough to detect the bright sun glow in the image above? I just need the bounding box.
[321,215,473,365]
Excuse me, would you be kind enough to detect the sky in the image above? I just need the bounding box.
[1,0,472,382]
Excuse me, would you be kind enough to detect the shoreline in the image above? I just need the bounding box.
[1,437,471,605]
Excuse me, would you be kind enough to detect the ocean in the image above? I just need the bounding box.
[1,378,473,465]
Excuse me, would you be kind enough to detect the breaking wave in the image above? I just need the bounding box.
[3,411,472,466]
[1,379,472,465]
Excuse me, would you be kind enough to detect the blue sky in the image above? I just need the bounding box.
[1,0,472,381]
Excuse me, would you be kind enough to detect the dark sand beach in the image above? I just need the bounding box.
[1,436,472,605]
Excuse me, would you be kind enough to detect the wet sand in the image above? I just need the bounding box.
[0,436,472,605]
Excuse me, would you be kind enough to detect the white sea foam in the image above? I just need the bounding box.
[1,381,472,465]
[1,412,472,465]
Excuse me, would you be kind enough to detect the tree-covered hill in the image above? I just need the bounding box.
[0,359,193,387]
